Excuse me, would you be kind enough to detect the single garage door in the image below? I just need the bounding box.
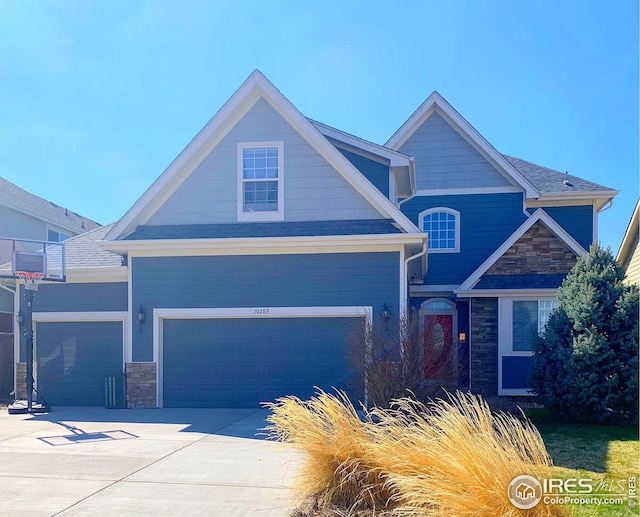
[36,321,123,406]
[162,317,362,408]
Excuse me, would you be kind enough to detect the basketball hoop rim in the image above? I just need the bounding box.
[16,271,45,291]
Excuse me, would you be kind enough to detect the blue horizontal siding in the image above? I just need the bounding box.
[132,252,400,361]
[502,356,533,390]
[402,193,527,285]
[529,206,593,250]
[337,148,390,198]
[25,283,128,313]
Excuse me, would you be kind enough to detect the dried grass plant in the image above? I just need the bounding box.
[266,390,568,517]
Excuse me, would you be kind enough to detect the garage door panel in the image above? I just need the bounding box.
[163,317,361,408]
[36,321,123,406]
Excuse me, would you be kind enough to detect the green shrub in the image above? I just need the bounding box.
[531,244,639,424]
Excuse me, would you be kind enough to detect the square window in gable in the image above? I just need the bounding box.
[237,141,284,222]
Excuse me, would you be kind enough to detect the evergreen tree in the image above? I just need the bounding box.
[531,244,639,424]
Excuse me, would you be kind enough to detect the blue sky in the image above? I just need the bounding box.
[0,0,637,251]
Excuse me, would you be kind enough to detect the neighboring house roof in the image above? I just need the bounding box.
[0,223,124,281]
[617,198,640,270]
[385,91,539,198]
[124,220,402,240]
[457,209,587,293]
[62,223,124,270]
[106,70,422,240]
[0,176,100,236]
[503,155,617,197]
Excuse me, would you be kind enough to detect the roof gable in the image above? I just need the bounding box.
[457,209,586,292]
[107,71,419,240]
[146,98,384,225]
[386,92,538,197]
[397,111,514,191]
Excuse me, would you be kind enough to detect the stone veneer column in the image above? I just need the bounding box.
[126,363,157,408]
[470,298,499,397]
[15,362,26,399]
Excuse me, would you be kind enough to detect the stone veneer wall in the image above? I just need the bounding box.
[470,298,498,397]
[126,363,157,408]
[485,221,577,276]
[15,362,26,399]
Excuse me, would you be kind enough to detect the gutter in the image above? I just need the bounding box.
[404,238,428,280]
[398,158,417,208]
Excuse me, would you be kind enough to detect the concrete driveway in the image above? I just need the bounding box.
[0,407,302,516]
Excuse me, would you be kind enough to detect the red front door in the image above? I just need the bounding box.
[424,314,454,382]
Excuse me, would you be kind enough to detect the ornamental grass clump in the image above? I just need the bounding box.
[368,392,568,516]
[263,391,391,510]
[267,390,568,516]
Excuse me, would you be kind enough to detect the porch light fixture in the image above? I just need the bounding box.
[137,306,145,332]
[382,303,390,322]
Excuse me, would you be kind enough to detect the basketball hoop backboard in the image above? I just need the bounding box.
[0,237,66,282]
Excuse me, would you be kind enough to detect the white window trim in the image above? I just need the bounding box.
[418,207,460,253]
[237,141,284,222]
[498,297,558,396]
[46,225,71,243]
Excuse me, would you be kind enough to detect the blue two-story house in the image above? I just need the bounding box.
[12,71,617,408]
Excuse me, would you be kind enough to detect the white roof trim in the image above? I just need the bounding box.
[107,71,419,240]
[456,288,559,298]
[617,198,640,263]
[538,190,619,200]
[310,119,411,167]
[385,91,539,198]
[457,209,587,291]
[0,199,87,236]
[100,232,426,253]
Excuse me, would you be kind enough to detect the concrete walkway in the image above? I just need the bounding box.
[0,407,302,516]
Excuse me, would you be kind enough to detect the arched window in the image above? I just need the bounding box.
[419,207,460,253]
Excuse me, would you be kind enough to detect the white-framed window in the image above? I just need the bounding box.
[237,141,284,222]
[498,296,559,396]
[499,298,559,354]
[418,207,460,253]
[47,226,71,242]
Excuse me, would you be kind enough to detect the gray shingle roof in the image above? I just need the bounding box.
[503,155,615,194]
[124,219,402,240]
[0,176,101,235]
[0,223,124,275]
[63,223,124,270]
[475,273,567,289]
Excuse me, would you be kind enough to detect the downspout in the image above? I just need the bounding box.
[403,238,428,306]
[398,157,417,208]
[598,199,613,213]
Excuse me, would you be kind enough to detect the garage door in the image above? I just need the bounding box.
[162,317,362,408]
[36,321,123,406]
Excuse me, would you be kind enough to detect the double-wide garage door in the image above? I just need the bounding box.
[36,321,123,406]
[162,317,361,408]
